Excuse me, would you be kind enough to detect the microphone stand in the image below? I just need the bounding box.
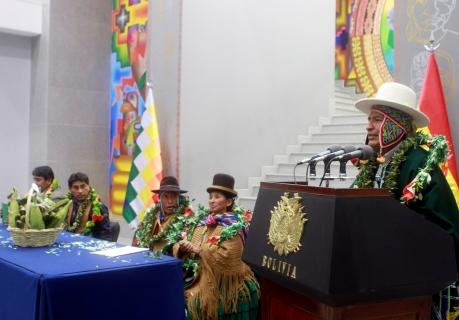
[304,164,309,186]
[308,162,316,182]
[321,155,335,187]
[293,163,299,184]
[339,160,347,180]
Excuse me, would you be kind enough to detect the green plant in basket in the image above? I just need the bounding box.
[7,188,20,227]
[8,186,71,230]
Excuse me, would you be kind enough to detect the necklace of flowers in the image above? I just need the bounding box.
[65,188,103,235]
[353,131,448,204]
[162,203,204,246]
[174,205,252,246]
[206,206,253,246]
[136,196,193,249]
[43,179,60,198]
[176,205,252,277]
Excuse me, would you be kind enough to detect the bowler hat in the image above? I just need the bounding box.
[151,176,187,194]
[355,82,429,128]
[207,173,237,197]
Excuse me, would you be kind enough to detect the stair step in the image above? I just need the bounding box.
[321,123,367,133]
[237,197,256,211]
[334,97,359,106]
[277,162,359,175]
[334,106,361,114]
[334,102,360,110]
[334,91,355,98]
[330,114,368,124]
[334,91,366,100]
[309,132,367,143]
[300,141,366,152]
[333,110,361,116]
[289,152,322,163]
[334,85,358,95]
[241,80,366,201]
[237,188,252,198]
[237,195,257,201]
[263,173,356,187]
[289,151,364,163]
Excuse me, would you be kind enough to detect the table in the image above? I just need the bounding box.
[0,225,184,320]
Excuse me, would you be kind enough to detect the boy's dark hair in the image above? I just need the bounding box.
[68,172,90,188]
[32,166,54,181]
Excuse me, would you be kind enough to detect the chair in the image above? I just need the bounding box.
[108,221,120,242]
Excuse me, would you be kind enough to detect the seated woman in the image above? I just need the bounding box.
[174,173,259,320]
[133,176,192,253]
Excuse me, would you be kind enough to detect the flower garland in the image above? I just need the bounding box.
[206,206,253,246]
[143,204,252,271]
[135,196,194,249]
[44,179,60,198]
[161,204,207,245]
[173,205,252,278]
[163,205,253,245]
[65,188,104,235]
[353,132,449,204]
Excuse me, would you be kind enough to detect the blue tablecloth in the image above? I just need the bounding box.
[0,225,184,320]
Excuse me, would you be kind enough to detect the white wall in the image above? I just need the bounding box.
[0,33,32,200]
[179,0,335,206]
[149,0,182,177]
[0,0,42,36]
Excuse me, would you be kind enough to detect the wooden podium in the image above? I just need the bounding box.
[242,182,457,320]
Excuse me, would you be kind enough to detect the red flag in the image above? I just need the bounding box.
[418,52,459,204]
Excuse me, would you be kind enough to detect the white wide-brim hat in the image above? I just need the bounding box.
[355,82,429,128]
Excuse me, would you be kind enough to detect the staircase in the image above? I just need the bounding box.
[237,81,369,210]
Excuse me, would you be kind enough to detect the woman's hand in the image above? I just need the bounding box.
[178,240,200,255]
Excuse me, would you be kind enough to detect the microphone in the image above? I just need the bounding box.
[318,145,372,187]
[333,145,375,162]
[313,145,356,164]
[333,146,358,179]
[297,145,342,165]
[321,145,356,177]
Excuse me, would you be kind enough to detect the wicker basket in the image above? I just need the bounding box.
[7,187,62,247]
[8,227,62,247]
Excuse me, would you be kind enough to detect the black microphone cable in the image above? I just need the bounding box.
[319,158,334,187]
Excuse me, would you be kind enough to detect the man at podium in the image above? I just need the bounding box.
[352,82,459,318]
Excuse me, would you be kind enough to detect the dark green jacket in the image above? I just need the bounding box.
[390,147,459,271]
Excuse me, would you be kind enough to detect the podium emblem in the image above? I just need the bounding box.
[268,192,307,256]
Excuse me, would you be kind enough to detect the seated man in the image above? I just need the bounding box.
[132,176,192,252]
[65,172,111,241]
[32,166,63,200]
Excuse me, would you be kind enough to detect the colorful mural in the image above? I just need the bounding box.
[335,0,353,81]
[110,0,149,216]
[336,0,395,96]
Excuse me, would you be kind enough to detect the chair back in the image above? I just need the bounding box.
[108,221,120,242]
